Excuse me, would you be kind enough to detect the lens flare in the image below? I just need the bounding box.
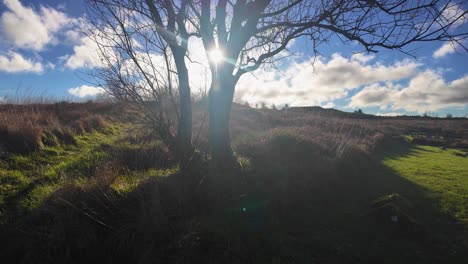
[209,48,224,64]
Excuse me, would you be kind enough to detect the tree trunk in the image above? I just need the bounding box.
[205,68,241,209]
[173,50,193,166]
[208,70,235,164]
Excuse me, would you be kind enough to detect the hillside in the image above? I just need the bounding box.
[0,102,467,263]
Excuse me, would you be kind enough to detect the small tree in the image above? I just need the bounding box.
[355,109,363,115]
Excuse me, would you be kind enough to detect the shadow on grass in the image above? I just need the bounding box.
[0,138,466,263]
[0,169,205,264]
[230,137,467,263]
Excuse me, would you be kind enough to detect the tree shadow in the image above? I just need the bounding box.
[0,168,205,264]
[231,137,467,263]
[1,138,466,263]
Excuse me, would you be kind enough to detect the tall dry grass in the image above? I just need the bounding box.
[192,104,468,158]
[0,101,118,154]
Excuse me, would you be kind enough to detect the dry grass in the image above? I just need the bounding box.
[0,102,119,154]
[1,101,467,263]
[192,104,468,159]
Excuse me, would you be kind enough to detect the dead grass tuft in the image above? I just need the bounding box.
[0,102,116,154]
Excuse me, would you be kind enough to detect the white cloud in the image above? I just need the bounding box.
[351,53,375,63]
[349,82,398,109]
[186,37,211,92]
[68,85,105,98]
[321,102,335,109]
[235,53,420,107]
[64,29,82,45]
[65,37,107,69]
[433,41,461,58]
[376,112,404,117]
[441,4,467,28]
[350,71,468,113]
[66,25,128,70]
[0,51,43,73]
[0,0,77,50]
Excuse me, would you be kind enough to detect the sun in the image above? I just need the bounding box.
[208,48,224,64]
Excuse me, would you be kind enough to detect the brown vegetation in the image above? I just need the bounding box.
[1,102,467,263]
[193,104,468,158]
[0,102,118,154]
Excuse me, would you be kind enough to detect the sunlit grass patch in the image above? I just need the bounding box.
[146,167,179,178]
[0,170,30,207]
[236,155,251,169]
[111,167,179,194]
[18,183,60,212]
[0,124,125,214]
[382,145,468,222]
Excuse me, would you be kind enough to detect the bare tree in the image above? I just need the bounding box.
[86,0,467,171]
[86,0,196,164]
[191,0,467,164]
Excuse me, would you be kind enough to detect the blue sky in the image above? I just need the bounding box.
[0,0,467,117]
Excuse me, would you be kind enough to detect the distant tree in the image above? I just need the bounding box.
[446,113,453,118]
[272,104,277,110]
[354,109,363,115]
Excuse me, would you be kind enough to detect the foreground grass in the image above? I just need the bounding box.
[381,144,468,223]
[0,125,123,212]
[1,115,467,263]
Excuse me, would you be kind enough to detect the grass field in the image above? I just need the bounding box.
[0,103,467,263]
[381,143,468,223]
[0,124,123,212]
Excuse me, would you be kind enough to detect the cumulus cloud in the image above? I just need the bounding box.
[0,51,43,73]
[349,83,398,109]
[235,53,420,107]
[68,85,105,98]
[66,24,135,70]
[0,0,77,50]
[65,37,108,69]
[350,71,468,113]
[441,4,467,28]
[433,41,462,58]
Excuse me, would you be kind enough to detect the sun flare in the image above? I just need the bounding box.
[208,48,224,64]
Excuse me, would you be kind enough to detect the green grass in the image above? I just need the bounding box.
[0,122,178,218]
[0,124,125,212]
[110,167,179,194]
[381,144,468,223]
